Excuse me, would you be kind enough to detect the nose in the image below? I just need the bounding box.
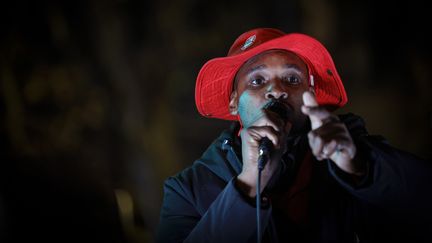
[265,83,288,100]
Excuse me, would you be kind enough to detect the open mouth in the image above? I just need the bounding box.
[263,99,290,120]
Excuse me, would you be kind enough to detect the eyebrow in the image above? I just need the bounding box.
[248,64,266,73]
[247,64,302,73]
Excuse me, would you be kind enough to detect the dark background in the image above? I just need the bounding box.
[1,0,431,242]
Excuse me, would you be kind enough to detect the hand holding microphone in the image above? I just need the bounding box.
[258,100,289,170]
[236,99,290,197]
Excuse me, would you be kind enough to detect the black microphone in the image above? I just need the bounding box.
[257,100,289,170]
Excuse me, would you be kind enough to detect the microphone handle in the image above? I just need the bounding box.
[258,137,272,170]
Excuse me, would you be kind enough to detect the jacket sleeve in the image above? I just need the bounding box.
[328,114,432,223]
[156,174,272,243]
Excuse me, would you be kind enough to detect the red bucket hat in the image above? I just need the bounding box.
[195,28,348,121]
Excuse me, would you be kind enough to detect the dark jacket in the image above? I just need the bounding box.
[157,113,432,243]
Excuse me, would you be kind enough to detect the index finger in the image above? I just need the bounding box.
[302,91,324,129]
[302,91,319,107]
[302,91,331,120]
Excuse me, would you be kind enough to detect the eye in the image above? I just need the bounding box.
[283,75,301,85]
[249,77,266,87]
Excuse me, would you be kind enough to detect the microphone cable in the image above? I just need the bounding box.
[256,137,271,243]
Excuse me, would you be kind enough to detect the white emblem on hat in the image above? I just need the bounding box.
[309,74,315,87]
[241,35,256,51]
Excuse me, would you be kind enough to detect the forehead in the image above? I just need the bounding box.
[231,49,310,93]
[238,49,308,73]
[234,49,308,84]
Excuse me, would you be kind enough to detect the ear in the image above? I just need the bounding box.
[229,91,239,115]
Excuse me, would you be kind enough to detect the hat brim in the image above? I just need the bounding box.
[195,33,347,121]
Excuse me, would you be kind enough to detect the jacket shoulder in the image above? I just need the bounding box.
[163,158,233,215]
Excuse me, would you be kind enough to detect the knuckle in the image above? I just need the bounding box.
[322,115,339,124]
[308,130,316,138]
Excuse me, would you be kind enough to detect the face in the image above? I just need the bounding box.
[229,49,312,134]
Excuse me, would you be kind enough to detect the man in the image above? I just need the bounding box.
[157,28,432,243]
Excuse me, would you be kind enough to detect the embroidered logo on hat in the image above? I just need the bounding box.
[241,35,256,50]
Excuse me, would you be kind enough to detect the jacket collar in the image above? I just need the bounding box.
[195,122,243,182]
